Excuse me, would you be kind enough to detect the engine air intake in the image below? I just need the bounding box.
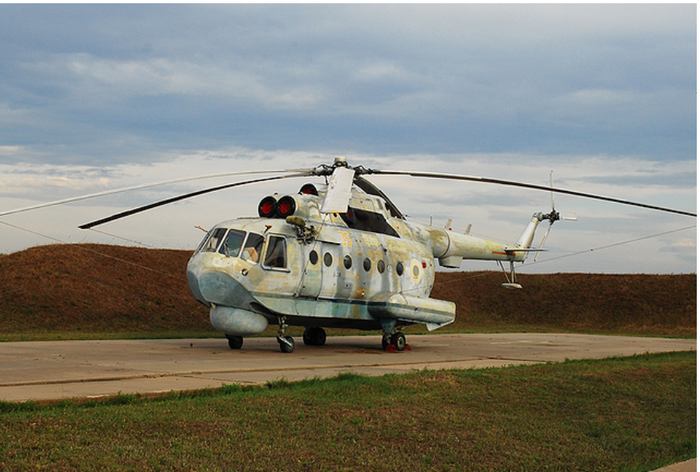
[276,196,297,218]
[299,183,318,196]
[258,196,278,218]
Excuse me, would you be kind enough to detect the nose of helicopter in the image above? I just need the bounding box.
[186,256,257,309]
[186,267,210,307]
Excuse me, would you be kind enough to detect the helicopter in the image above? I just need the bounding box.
[76,157,696,353]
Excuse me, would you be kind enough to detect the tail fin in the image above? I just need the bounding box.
[514,212,550,249]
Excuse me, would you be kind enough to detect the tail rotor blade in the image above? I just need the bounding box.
[549,170,555,212]
[534,221,553,263]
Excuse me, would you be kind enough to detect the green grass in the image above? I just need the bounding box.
[0,329,221,343]
[0,351,695,471]
[1,320,693,343]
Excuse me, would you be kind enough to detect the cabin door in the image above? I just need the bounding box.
[297,243,323,299]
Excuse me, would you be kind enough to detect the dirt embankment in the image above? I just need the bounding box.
[0,244,210,336]
[432,271,696,336]
[0,244,695,338]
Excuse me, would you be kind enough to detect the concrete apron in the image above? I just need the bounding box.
[0,333,694,403]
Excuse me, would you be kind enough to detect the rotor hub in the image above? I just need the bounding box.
[543,210,560,223]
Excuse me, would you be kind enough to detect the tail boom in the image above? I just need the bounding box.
[410,212,550,268]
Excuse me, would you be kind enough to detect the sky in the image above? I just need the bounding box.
[0,4,696,275]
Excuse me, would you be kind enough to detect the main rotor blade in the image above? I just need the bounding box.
[367,170,696,218]
[1,168,314,219]
[78,173,310,229]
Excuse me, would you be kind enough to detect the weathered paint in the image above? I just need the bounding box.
[186,185,545,337]
[210,306,268,335]
[368,292,455,326]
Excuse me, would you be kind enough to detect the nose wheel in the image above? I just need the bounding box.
[277,335,295,353]
[277,316,295,353]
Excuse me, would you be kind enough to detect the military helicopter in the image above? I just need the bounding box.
[77,158,696,353]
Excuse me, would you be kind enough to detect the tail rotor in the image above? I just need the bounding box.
[534,172,577,262]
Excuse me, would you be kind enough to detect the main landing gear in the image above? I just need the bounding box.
[277,318,329,352]
[303,326,327,346]
[226,320,409,353]
[382,331,410,352]
[279,325,327,353]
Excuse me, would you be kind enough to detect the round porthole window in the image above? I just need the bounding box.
[309,250,319,265]
[410,259,422,282]
[343,255,353,269]
[363,258,371,272]
[377,260,386,274]
[324,253,333,267]
[396,261,404,276]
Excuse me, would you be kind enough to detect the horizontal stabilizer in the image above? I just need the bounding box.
[503,247,547,252]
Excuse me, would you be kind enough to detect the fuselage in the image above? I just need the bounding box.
[186,184,527,337]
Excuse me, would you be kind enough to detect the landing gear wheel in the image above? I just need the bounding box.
[303,327,327,346]
[226,336,243,350]
[275,316,294,353]
[391,332,406,352]
[278,335,295,353]
[381,335,390,351]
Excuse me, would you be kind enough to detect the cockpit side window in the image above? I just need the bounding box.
[241,233,264,264]
[264,235,287,269]
[199,228,228,253]
[218,230,245,257]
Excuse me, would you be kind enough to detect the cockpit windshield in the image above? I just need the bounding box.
[218,230,245,257]
[196,228,266,265]
[241,233,264,264]
[198,228,227,253]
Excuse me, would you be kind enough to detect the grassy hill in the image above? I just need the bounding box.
[0,244,695,340]
[0,244,211,340]
[431,271,696,336]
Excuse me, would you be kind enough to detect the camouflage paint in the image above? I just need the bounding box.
[187,186,542,337]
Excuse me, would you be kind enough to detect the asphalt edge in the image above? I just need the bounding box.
[650,458,696,472]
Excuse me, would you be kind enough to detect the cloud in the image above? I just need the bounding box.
[0,4,694,273]
[0,4,694,164]
[0,149,695,273]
